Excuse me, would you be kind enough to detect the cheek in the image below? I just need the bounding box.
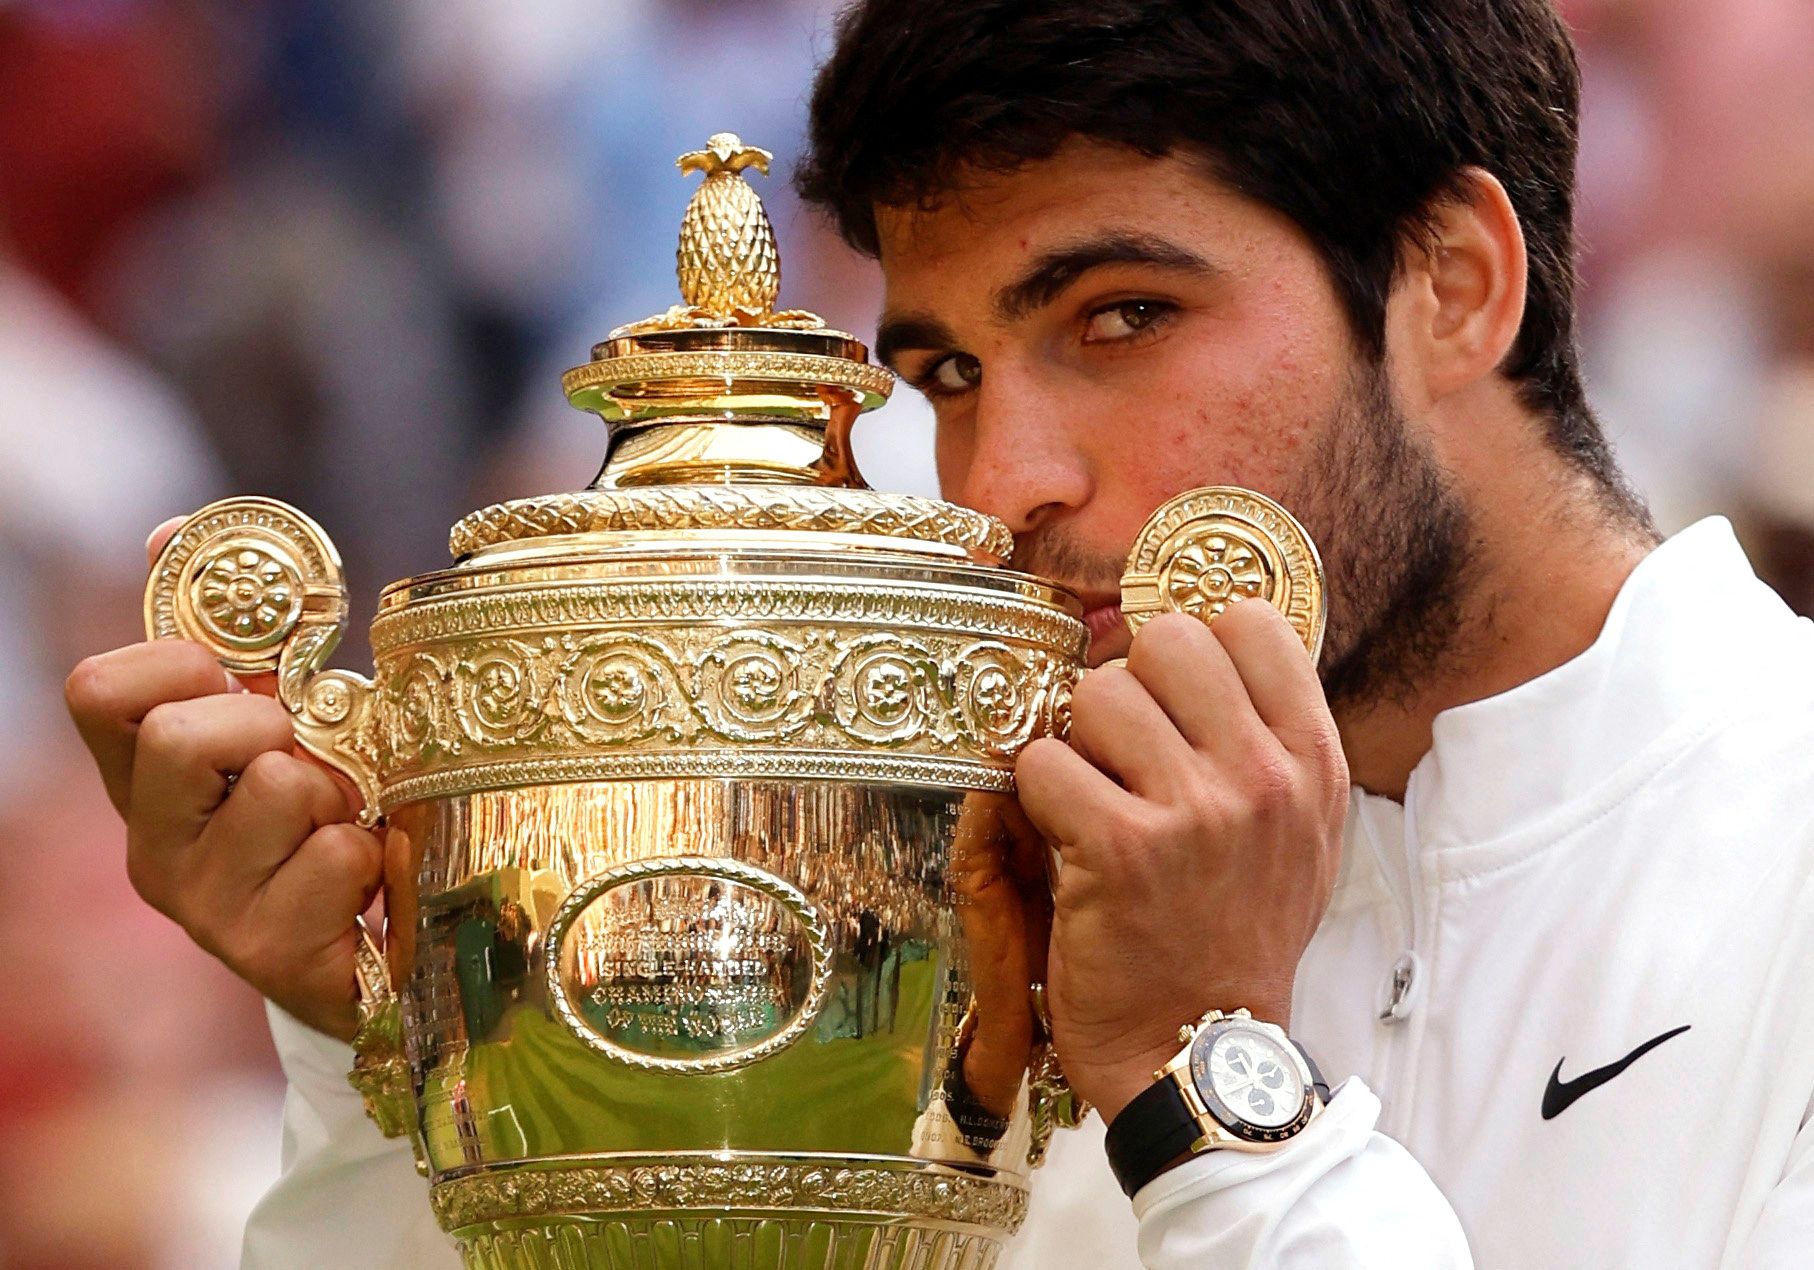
[1124,310,1343,499]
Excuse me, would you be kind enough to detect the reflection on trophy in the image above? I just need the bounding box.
[144,133,1323,1269]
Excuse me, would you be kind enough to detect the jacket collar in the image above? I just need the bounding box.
[1389,517,1802,863]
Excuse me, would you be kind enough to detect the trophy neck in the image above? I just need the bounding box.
[594,401,862,489]
[566,324,888,491]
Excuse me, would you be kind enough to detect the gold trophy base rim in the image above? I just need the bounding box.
[433,1152,1030,1259]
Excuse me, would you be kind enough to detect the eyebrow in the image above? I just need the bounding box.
[874,314,962,371]
[874,231,1218,370]
[992,231,1218,322]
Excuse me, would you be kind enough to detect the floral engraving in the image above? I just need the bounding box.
[1159,531,1271,620]
[386,653,451,757]
[452,642,551,745]
[1039,668,1077,743]
[830,635,939,744]
[193,545,303,648]
[693,633,812,741]
[557,635,685,744]
[357,592,1084,807]
[953,642,1038,756]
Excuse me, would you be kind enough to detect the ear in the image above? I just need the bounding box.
[1393,167,1528,404]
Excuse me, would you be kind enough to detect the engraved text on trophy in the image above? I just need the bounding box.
[554,870,822,1065]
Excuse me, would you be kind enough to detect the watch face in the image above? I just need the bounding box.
[1190,1022,1310,1139]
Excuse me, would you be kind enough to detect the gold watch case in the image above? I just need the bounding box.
[1156,1009,1323,1154]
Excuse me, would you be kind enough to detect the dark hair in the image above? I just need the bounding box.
[798,0,1622,487]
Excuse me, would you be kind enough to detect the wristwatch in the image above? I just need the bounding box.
[1104,1008,1331,1197]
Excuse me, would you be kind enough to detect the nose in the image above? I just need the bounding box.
[945,371,1093,536]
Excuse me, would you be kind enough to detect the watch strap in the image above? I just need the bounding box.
[1104,1075,1202,1198]
[1297,1042,1333,1104]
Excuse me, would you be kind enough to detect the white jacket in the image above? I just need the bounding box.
[245,518,1814,1268]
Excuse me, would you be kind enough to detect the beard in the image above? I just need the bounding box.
[1290,362,1474,712]
[1010,360,1475,715]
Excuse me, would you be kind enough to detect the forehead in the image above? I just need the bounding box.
[873,140,1302,291]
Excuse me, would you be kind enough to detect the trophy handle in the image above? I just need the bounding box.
[1120,485,1327,662]
[1026,982,1089,1167]
[144,499,416,1148]
[350,917,419,1152]
[144,496,383,824]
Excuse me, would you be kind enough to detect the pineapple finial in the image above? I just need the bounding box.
[609,134,828,337]
[678,132,772,179]
[676,132,781,318]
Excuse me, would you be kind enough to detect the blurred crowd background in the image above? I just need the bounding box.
[0,0,1809,1264]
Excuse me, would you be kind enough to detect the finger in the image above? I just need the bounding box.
[67,640,241,815]
[145,516,185,566]
[997,796,1050,889]
[129,693,303,854]
[199,749,355,892]
[1066,663,1195,798]
[1015,736,1141,861]
[1208,600,1338,759]
[252,820,384,948]
[1125,611,1263,754]
[241,822,385,1042]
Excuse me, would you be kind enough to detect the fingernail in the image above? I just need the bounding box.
[224,669,244,694]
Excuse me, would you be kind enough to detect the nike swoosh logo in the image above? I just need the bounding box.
[1542,1024,1692,1120]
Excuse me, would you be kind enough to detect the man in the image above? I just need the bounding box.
[65,1,1814,1266]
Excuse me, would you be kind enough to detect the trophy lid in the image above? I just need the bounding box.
[452,134,1012,565]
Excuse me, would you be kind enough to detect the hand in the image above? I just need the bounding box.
[947,793,1051,1118]
[63,520,383,1041]
[1015,604,1348,1123]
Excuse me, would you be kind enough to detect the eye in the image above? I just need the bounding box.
[1082,300,1176,344]
[921,352,982,396]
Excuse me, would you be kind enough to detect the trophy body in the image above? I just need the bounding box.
[374,541,1081,1266]
[145,134,1322,1268]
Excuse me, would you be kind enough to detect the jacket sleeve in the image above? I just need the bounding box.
[1134,1080,1474,1268]
[240,1002,458,1269]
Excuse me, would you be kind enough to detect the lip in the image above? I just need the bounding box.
[1082,602,1123,642]
[1081,602,1127,665]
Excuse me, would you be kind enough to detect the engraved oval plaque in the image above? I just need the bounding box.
[546,856,832,1074]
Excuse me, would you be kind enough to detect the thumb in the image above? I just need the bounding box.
[145,516,185,566]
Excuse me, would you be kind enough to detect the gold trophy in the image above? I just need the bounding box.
[144,134,1324,1269]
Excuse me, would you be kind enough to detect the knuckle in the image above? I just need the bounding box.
[1257,749,1299,797]
[1246,752,1299,813]
[312,822,382,883]
[1176,774,1225,825]
[239,750,314,809]
[64,655,113,719]
[1068,665,1125,716]
[246,695,301,749]
[135,700,193,760]
[1221,595,1285,638]
[1307,724,1349,786]
[1016,736,1067,779]
[165,639,231,690]
[1129,612,1201,670]
[1096,798,1148,847]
